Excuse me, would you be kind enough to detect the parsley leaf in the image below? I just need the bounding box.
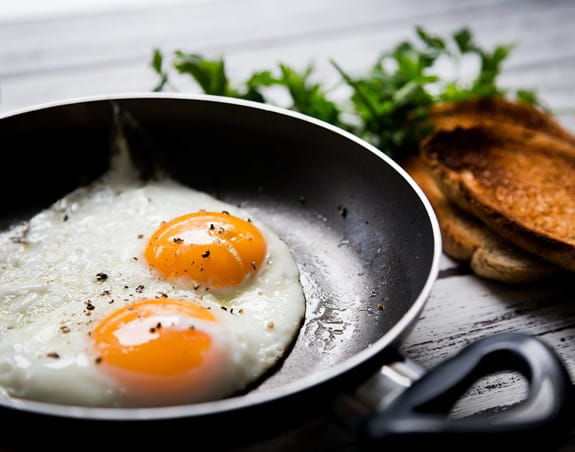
[273,64,341,124]
[151,48,169,92]
[173,52,232,96]
[151,27,538,160]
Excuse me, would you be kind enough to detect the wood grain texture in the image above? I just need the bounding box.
[2,0,575,449]
[402,255,575,413]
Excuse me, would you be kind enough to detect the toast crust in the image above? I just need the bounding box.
[470,246,556,283]
[428,97,575,146]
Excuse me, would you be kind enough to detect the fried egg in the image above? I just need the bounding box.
[0,155,305,407]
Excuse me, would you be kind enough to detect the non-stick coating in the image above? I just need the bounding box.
[0,95,439,445]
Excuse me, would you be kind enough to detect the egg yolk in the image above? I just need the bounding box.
[92,298,216,377]
[144,211,266,289]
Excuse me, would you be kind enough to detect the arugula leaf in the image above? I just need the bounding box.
[472,44,514,97]
[453,28,475,53]
[170,51,273,102]
[331,27,539,156]
[416,26,447,54]
[162,53,344,125]
[274,64,341,124]
[332,34,440,157]
[151,27,538,160]
[151,48,169,92]
[173,52,232,96]
[516,89,539,105]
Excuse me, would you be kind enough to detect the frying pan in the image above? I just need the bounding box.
[0,94,572,450]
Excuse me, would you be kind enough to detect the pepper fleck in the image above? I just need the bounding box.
[96,273,108,282]
[173,237,184,244]
[202,250,210,258]
[10,236,27,245]
[47,352,60,359]
[60,325,71,334]
[337,205,348,218]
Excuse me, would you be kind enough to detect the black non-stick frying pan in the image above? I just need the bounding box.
[0,94,572,450]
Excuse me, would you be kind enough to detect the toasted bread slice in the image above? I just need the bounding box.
[405,97,567,282]
[404,154,559,282]
[422,124,575,272]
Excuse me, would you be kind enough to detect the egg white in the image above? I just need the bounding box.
[0,161,305,407]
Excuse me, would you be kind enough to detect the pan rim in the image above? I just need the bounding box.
[0,93,442,420]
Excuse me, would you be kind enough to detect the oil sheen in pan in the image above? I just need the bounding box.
[228,199,394,391]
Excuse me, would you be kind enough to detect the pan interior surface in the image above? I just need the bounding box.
[0,96,438,418]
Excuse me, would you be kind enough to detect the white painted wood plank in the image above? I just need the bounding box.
[2,0,575,117]
[0,0,195,22]
[0,0,536,77]
[400,272,575,417]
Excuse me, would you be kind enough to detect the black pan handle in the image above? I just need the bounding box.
[359,332,574,451]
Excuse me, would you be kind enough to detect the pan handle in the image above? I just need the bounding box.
[350,332,573,450]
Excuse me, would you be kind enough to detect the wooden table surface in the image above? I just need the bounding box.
[2,0,575,450]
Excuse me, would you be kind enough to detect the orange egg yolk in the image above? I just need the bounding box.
[92,298,216,377]
[144,211,266,289]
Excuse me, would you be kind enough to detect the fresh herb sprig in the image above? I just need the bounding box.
[151,26,538,159]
